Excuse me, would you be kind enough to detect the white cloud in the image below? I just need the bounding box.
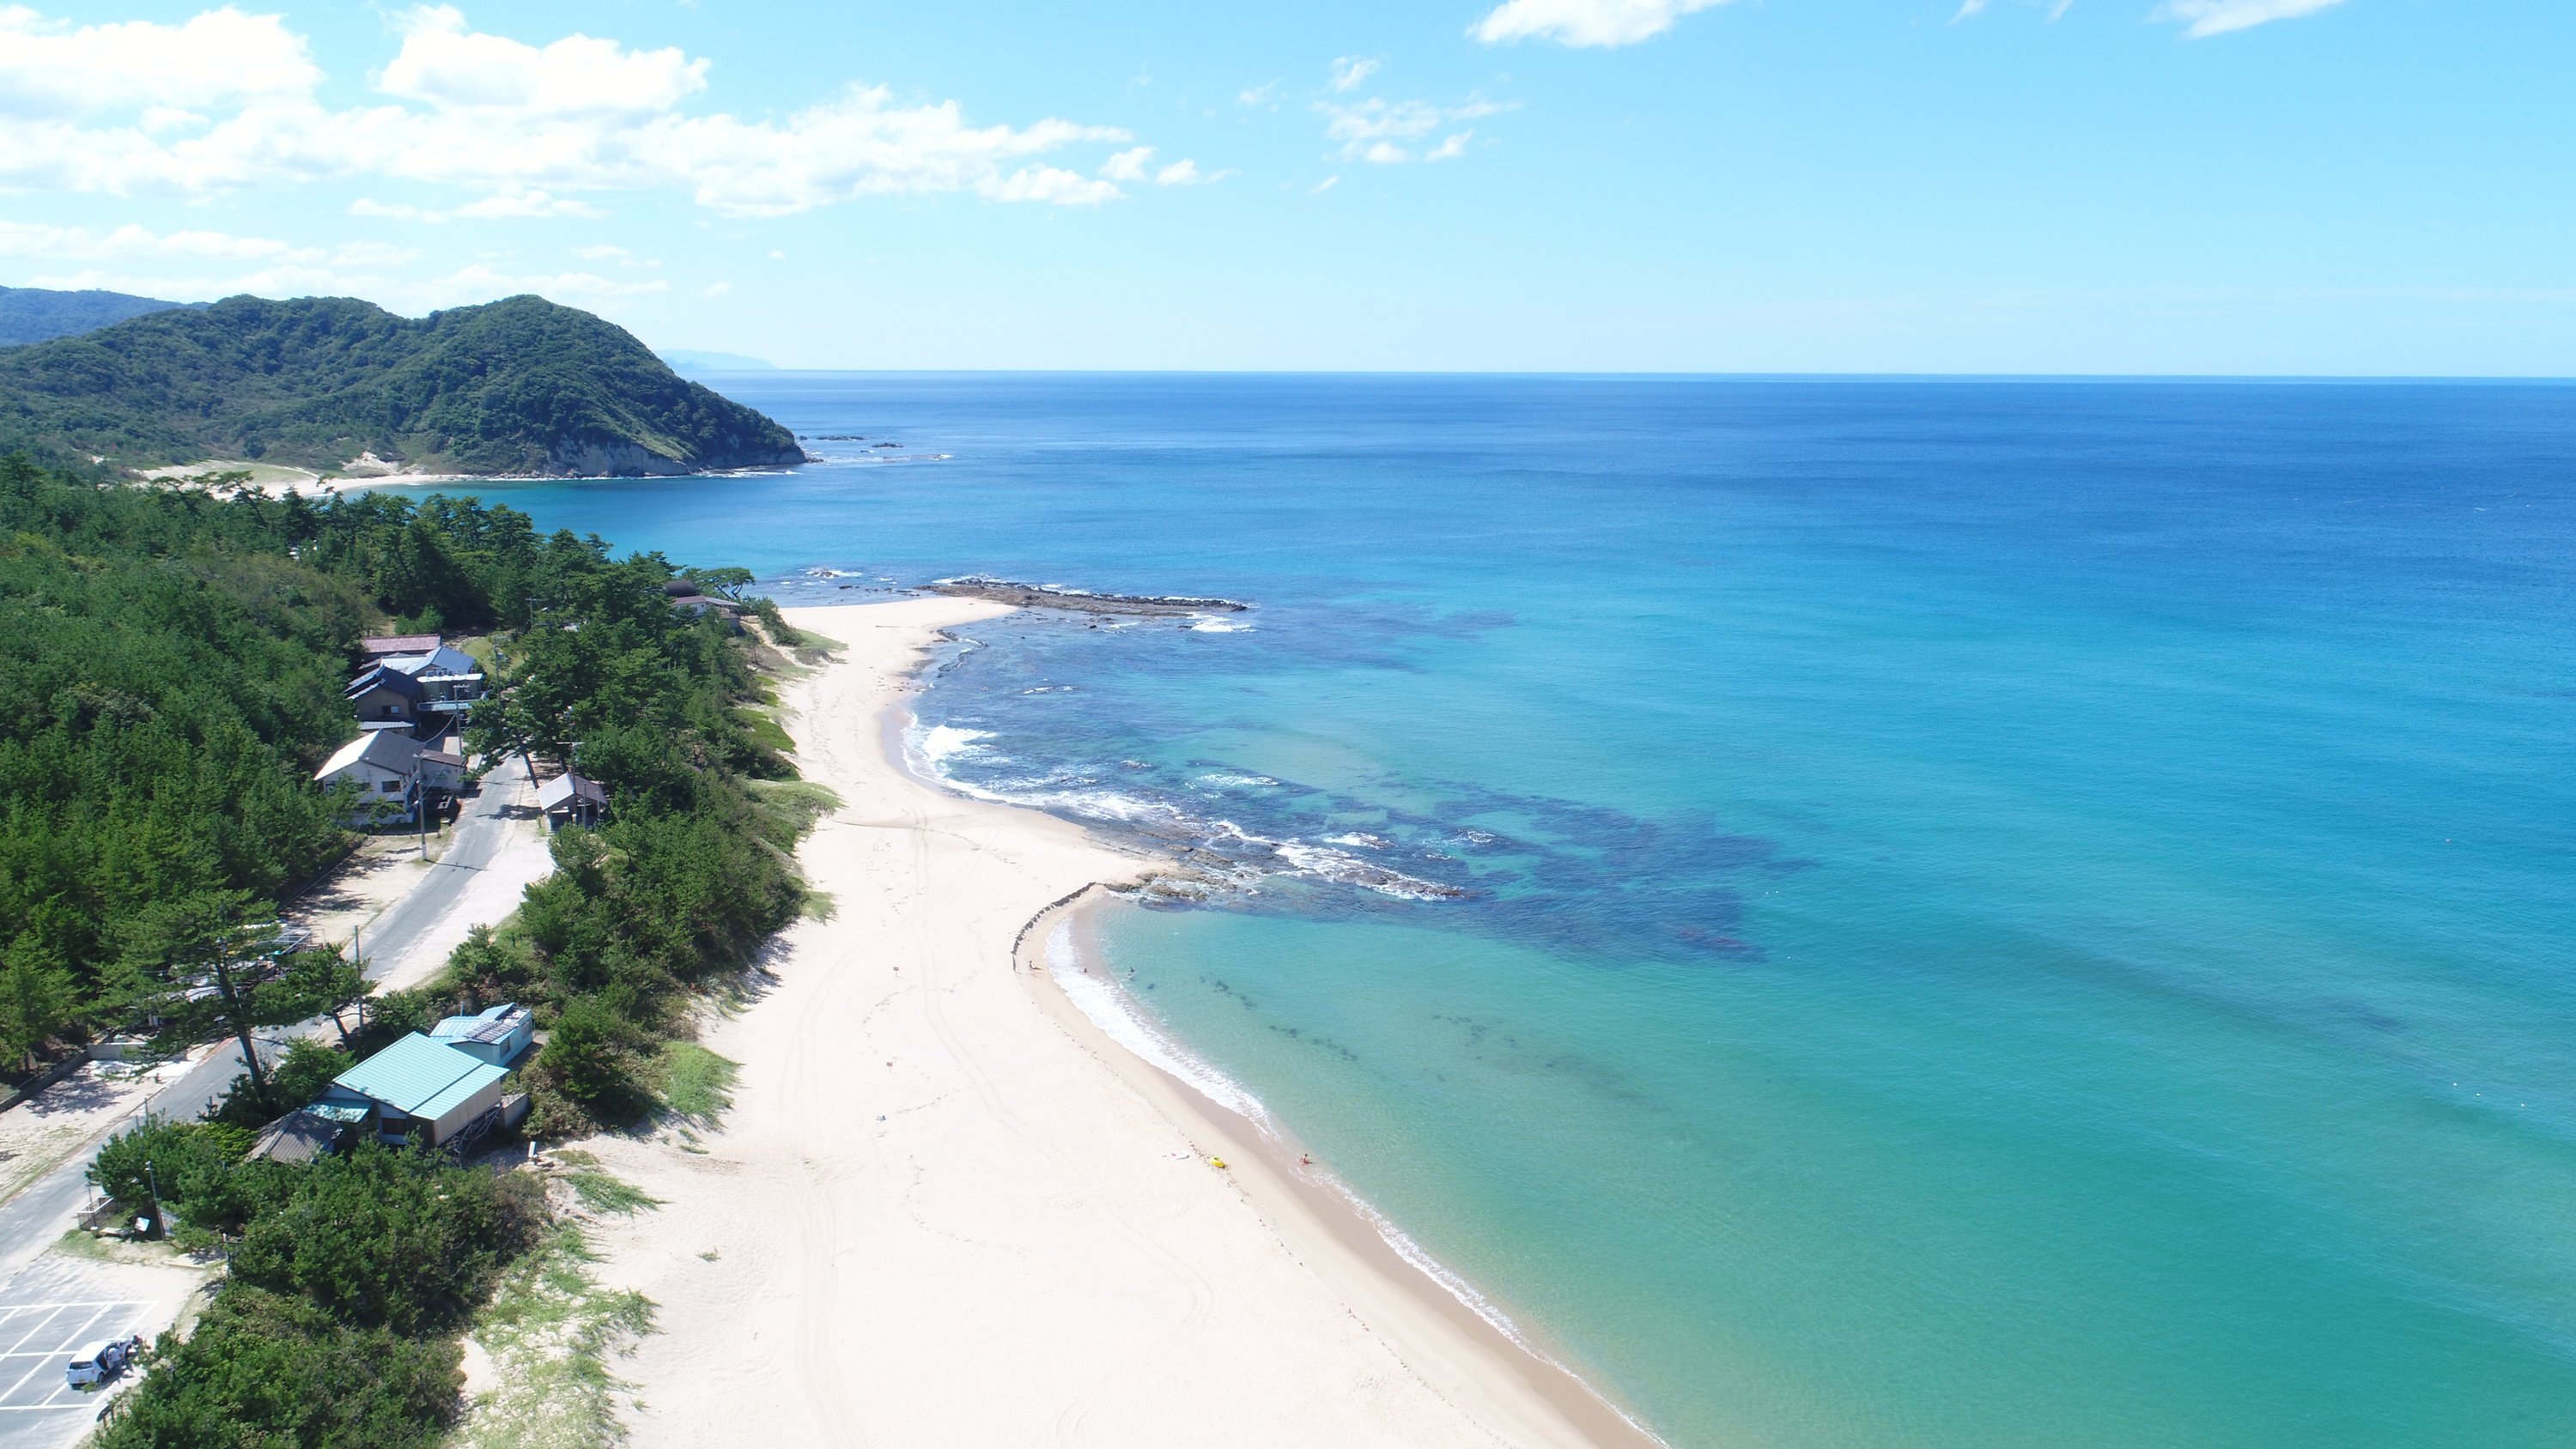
[1098,146,1154,181]
[1470,0,1735,47]
[1316,96,1512,164]
[767,249,785,259]
[979,165,1121,206]
[1237,81,1280,106]
[700,281,730,298]
[18,259,664,312]
[1309,175,1339,194]
[1327,56,1381,93]
[2153,0,2347,37]
[453,189,607,220]
[0,5,1134,214]
[1153,159,1229,185]
[377,5,707,116]
[1426,131,1471,162]
[0,4,320,116]
[571,244,629,260]
[1952,0,1991,19]
[0,220,415,269]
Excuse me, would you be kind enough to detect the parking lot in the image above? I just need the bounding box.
[0,1254,208,1449]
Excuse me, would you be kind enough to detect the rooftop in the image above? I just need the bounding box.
[316,729,423,779]
[331,1032,508,1117]
[538,773,608,810]
[361,633,441,657]
[432,1003,528,1045]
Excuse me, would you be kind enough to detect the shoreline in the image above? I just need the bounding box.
[1023,891,1669,1449]
[575,597,1653,1449]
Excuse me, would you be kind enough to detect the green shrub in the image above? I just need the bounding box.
[95,1286,463,1449]
[87,1119,258,1230]
[228,1143,544,1335]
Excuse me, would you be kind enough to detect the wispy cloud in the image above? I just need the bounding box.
[19,258,668,313]
[0,221,415,269]
[1469,0,1736,48]
[0,4,1136,214]
[1426,132,1473,162]
[1309,175,1339,194]
[1328,56,1382,92]
[1154,159,1230,185]
[2154,0,2348,37]
[1098,146,1155,181]
[1237,80,1281,107]
[1315,97,1513,164]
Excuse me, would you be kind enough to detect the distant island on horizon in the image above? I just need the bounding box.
[0,291,803,480]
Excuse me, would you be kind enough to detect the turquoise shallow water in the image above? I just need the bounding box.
[412,376,2576,1448]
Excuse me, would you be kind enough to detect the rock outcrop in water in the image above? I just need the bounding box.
[927,576,1251,616]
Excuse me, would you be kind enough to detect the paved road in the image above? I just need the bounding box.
[356,767,531,985]
[0,760,540,1275]
[0,1040,278,1291]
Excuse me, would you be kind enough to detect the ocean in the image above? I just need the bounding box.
[416,374,2576,1449]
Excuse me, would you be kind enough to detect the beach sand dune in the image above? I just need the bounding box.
[582,598,1634,1449]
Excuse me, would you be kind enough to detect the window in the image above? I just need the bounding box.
[381,779,403,793]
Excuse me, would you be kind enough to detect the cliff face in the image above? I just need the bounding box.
[0,293,805,476]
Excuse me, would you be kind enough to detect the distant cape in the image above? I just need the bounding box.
[0,284,204,348]
[0,293,805,478]
[659,349,779,374]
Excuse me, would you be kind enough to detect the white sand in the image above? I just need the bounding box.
[581,598,1652,1449]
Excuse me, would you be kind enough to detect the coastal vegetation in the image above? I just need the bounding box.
[0,293,802,476]
[0,449,819,1442]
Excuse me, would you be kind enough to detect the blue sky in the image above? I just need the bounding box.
[1,1,2567,373]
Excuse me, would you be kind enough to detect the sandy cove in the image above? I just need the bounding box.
[575,597,1656,1449]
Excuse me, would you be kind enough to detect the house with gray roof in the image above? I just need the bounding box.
[316,730,423,822]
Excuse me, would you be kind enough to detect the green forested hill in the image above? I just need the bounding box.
[0,285,203,347]
[0,294,804,476]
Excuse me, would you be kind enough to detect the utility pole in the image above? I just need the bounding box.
[143,1159,163,1240]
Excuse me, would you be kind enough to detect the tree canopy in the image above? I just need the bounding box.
[0,293,802,476]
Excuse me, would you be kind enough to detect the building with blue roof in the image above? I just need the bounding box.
[430,1003,534,1065]
[317,1032,513,1149]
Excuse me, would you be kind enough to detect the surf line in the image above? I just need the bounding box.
[1012,888,1671,1449]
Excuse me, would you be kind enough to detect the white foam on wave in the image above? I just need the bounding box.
[1182,614,1253,633]
[1046,920,1267,1125]
[1273,840,1464,900]
[1042,927,1637,1434]
[914,724,993,769]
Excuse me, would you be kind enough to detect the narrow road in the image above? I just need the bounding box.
[356,765,535,985]
[0,760,544,1272]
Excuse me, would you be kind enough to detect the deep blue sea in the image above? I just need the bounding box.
[401,375,2576,1449]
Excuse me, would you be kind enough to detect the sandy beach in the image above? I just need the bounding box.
[579,597,1655,1449]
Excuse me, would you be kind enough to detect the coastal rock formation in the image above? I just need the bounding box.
[927,575,1250,616]
[0,293,803,477]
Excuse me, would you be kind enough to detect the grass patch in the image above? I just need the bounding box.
[450,1222,657,1449]
[730,707,795,757]
[746,779,841,831]
[561,1169,662,1218]
[653,1044,739,1128]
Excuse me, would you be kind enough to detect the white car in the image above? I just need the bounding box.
[64,1334,143,1388]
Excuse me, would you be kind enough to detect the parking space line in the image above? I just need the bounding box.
[0,1309,70,1367]
[0,1307,112,1407]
